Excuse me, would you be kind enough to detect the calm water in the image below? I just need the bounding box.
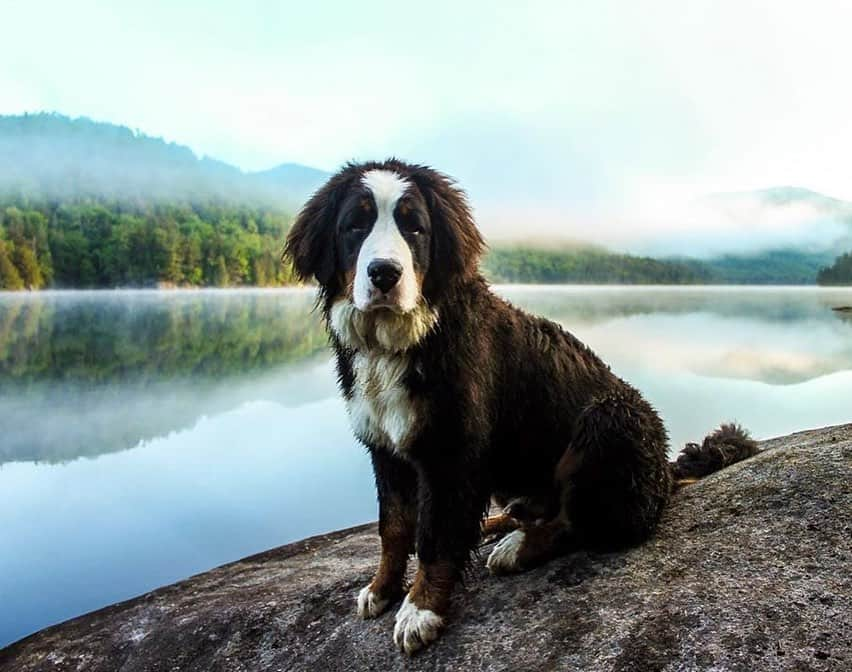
[2,286,852,647]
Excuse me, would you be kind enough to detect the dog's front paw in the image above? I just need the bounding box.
[486,529,525,574]
[356,585,390,619]
[393,594,444,655]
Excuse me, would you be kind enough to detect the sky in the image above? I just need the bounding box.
[2,0,851,252]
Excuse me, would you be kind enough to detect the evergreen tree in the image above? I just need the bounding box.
[817,252,852,285]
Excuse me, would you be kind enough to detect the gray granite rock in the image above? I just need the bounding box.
[2,424,850,672]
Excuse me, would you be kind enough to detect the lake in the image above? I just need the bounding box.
[2,286,852,647]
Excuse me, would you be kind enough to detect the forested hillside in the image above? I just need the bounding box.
[481,245,835,285]
[817,252,852,285]
[0,202,295,288]
[482,246,710,284]
[0,113,328,205]
[0,113,319,288]
[0,201,840,289]
[1,113,847,289]
[680,249,836,285]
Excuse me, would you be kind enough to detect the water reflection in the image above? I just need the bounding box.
[1,286,852,647]
[502,285,852,385]
[3,287,851,466]
[0,392,373,648]
[0,290,328,463]
[0,288,326,384]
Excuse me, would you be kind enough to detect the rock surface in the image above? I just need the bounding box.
[2,424,851,672]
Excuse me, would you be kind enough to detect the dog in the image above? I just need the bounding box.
[284,159,757,655]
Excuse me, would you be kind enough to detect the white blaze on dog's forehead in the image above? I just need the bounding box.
[361,169,410,208]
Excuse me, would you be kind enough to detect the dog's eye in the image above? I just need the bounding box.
[344,212,371,234]
[397,214,425,236]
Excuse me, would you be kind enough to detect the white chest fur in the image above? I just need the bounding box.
[346,352,420,453]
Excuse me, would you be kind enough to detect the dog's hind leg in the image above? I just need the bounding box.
[488,385,672,573]
[481,494,554,543]
[485,491,577,574]
[483,484,565,550]
[562,386,672,551]
[485,449,580,573]
[485,517,576,574]
[481,513,520,542]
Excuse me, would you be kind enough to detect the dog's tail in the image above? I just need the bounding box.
[670,423,758,486]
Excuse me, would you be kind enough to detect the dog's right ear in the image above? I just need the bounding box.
[284,167,357,286]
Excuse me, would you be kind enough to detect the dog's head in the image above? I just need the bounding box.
[284,159,484,351]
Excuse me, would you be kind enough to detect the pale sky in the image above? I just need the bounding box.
[2,1,851,251]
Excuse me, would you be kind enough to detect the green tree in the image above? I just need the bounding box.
[181,232,204,285]
[50,229,95,287]
[0,192,298,289]
[0,241,24,289]
[100,220,132,286]
[11,244,44,288]
[212,255,229,287]
[817,252,852,285]
[152,226,183,285]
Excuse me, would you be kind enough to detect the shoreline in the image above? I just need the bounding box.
[3,282,852,296]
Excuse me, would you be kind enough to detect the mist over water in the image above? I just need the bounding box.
[2,286,852,647]
[0,289,330,463]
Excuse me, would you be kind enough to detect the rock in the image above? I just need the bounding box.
[2,424,851,672]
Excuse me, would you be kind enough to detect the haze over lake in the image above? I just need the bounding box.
[2,286,852,647]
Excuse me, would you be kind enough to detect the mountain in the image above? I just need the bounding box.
[708,185,852,213]
[0,114,333,289]
[701,186,852,254]
[2,112,851,287]
[0,113,329,207]
[251,163,330,204]
[684,187,852,283]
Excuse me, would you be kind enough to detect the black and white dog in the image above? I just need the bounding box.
[284,159,756,655]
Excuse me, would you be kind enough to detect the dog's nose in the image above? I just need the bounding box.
[367,259,403,293]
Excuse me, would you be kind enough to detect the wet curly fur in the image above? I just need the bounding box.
[671,423,759,481]
[284,159,758,653]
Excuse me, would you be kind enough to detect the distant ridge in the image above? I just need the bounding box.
[0,113,329,207]
[488,184,852,284]
[2,112,851,287]
[251,162,330,204]
[0,114,329,289]
[706,185,852,212]
[486,242,838,285]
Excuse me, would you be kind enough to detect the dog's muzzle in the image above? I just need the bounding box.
[367,258,403,293]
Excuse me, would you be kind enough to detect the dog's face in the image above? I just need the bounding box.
[285,160,484,350]
[338,169,431,313]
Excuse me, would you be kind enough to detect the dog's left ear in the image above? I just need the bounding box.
[284,167,358,287]
[408,166,485,289]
